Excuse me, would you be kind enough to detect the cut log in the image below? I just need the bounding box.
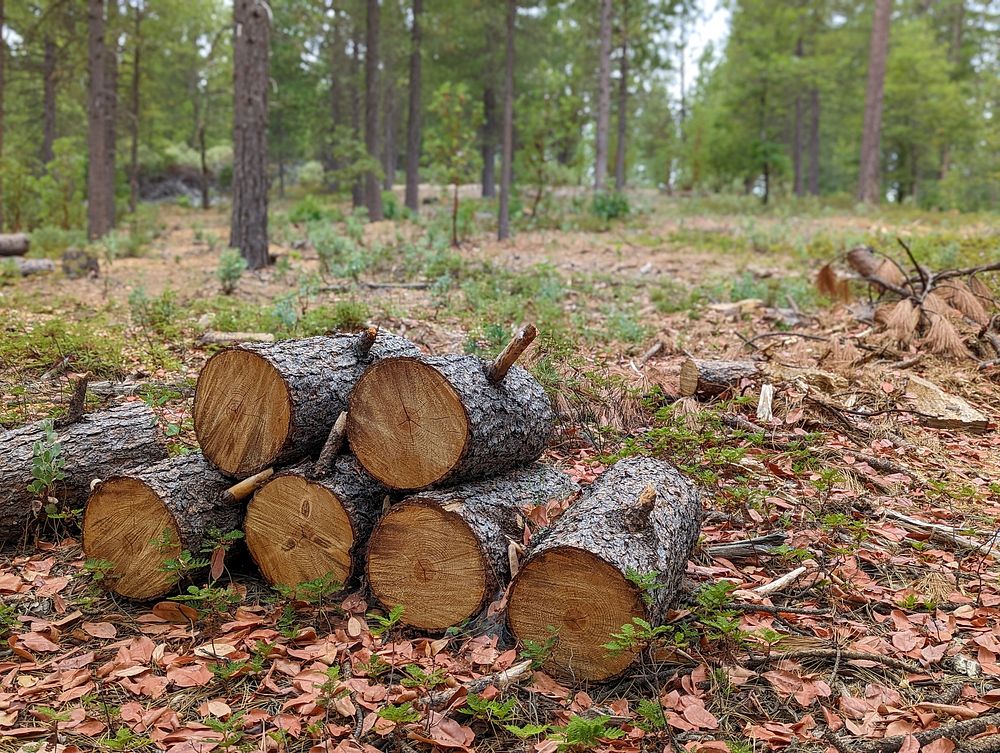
[348,354,554,490]
[82,453,238,600]
[507,456,701,682]
[366,464,578,631]
[905,374,989,434]
[679,358,759,397]
[192,330,418,478]
[4,258,55,276]
[244,455,387,589]
[0,233,30,256]
[0,402,167,546]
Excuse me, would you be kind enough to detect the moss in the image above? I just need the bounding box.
[0,313,126,378]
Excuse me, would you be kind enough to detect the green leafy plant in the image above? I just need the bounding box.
[461,693,516,725]
[591,192,630,223]
[217,249,248,294]
[521,625,559,669]
[273,572,343,605]
[378,702,421,724]
[368,604,405,637]
[104,727,153,751]
[634,698,668,732]
[400,664,447,689]
[505,722,551,739]
[625,568,664,607]
[549,715,625,751]
[27,419,65,499]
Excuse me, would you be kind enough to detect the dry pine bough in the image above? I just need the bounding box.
[193,328,418,478]
[366,463,578,630]
[508,456,702,682]
[1,401,167,545]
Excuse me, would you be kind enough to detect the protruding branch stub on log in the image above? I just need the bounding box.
[625,484,657,532]
[312,411,348,478]
[220,467,275,504]
[355,326,379,360]
[54,374,91,429]
[484,324,538,384]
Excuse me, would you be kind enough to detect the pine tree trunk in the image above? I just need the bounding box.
[481,85,496,198]
[792,38,804,197]
[87,0,115,240]
[858,0,892,204]
[347,352,553,491]
[382,75,396,190]
[404,0,422,212]
[246,455,387,589]
[0,0,4,231]
[327,2,344,186]
[105,0,118,187]
[363,0,384,220]
[367,464,577,630]
[807,88,820,195]
[594,0,612,192]
[193,331,418,478]
[1,402,168,546]
[508,457,702,682]
[41,38,56,166]
[83,454,238,600]
[497,0,515,241]
[230,0,270,269]
[128,6,142,214]
[351,23,364,209]
[613,0,628,192]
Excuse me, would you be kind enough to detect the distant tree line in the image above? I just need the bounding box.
[0,1,997,269]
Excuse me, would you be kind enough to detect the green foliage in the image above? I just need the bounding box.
[634,698,668,732]
[378,702,421,724]
[216,249,248,294]
[273,572,343,605]
[461,693,516,724]
[591,192,630,222]
[602,617,676,655]
[367,605,405,637]
[521,625,559,669]
[170,583,242,617]
[83,558,117,587]
[0,603,17,638]
[625,568,663,607]
[103,727,154,751]
[505,723,551,739]
[549,715,625,751]
[27,420,66,498]
[400,664,448,689]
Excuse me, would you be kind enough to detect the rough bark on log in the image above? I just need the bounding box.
[82,453,238,600]
[4,258,55,276]
[508,456,702,682]
[348,354,554,490]
[193,330,418,478]
[244,455,387,589]
[0,402,167,546]
[679,358,759,397]
[366,464,578,630]
[0,233,30,256]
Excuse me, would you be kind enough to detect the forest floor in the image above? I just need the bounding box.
[2,190,1000,753]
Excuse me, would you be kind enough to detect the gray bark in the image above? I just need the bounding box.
[497,0,514,240]
[614,0,628,192]
[6,258,55,276]
[521,456,702,624]
[87,0,115,240]
[195,332,419,476]
[594,0,612,192]
[481,85,496,198]
[1,402,167,546]
[363,0,383,220]
[858,0,892,204]
[404,0,422,212]
[230,0,270,268]
[0,233,29,255]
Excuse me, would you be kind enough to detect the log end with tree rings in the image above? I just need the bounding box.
[347,357,471,489]
[245,473,357,589]
[506,547,644,682]
[82,477,184,600]
[193,348,292,478]
[366,499,489,630]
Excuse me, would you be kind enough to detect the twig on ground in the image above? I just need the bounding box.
[426,660,533,708]
[752,566,809,596]
[847,711,1000,753]
[744,648,926,675]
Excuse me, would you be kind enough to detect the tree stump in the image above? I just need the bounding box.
[679,358,759,397]
[366,464,578,630]
[193,329,417,478]
[82,453,238,600]
[507,456,701,682]
[347,354,553,490]
[0,233,30,256]
[245,455,387,589]
[0,402,167,546]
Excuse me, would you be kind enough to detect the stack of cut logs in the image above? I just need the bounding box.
[0,233,54,276]
[1,325,702,682]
